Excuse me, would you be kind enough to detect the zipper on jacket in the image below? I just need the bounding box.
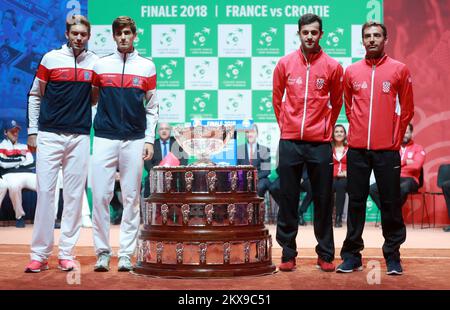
[121,53,127,129]
[367,64,376,150]
[74,54,78,81]
[301,63,310,139]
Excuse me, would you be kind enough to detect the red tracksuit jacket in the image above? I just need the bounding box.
[344,54,414,150]
[400,140,425,184]
[333,146,348,177]
[272,48,343,142]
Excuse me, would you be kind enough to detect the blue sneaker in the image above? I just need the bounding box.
[386,260,403,275]
[336,258,363,273]
[16,217,25,228]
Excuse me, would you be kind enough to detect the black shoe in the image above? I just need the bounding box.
[335,215,342,228]
[443,225,450,232]
[336,258,363,273]
[54,220,61,229]
[16,217,26,228]
[386,259,403,275]
[298,214,306,226]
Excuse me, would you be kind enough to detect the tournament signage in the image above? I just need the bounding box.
[89,0,383,128]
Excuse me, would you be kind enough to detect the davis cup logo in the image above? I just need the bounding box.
[326,28,344,47]
[382,81,391,93]
[226,93,243,112]
[316,78,325,90]
[259,60,276,80]
[193,61,210,79]
[259,27,277,47]
[193,93,211,112]
[160,60,177,80]
[93,29,111,48]
[161,93,177,112]
[226,28,243,46]
[259,96,273,113]
[192,27,210,47]
[225,60,244,80]
[160,28,177,47]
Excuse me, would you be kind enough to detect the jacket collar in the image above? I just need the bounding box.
[298,47,323,65]
[114,47,138,61]
[364,53,388,66]
[62,43,87,58]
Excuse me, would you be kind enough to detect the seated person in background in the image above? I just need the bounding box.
[143,122,188,197]
[270,166,312,226]
[0,176,7,211]
[370,123,425,209]
[237,124,271,198]
[332,124,348,228]
[0,120,36,228]
[441,165,450,232]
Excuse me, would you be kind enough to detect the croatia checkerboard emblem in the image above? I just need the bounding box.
[84,71,91,80]
[316,78,325,90]
[133,77,140,86]
[382,81,391,93]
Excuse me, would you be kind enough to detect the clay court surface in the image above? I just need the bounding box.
[1,224,450,290]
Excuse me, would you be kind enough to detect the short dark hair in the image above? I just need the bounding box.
[362,21,387,38]
[298,14,322,32]
[112,16,136,34]
[66,15,91,34]
[407,123,413,132]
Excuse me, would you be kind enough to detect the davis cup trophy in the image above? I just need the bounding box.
[173,124,235,166]
[133,124,276,277]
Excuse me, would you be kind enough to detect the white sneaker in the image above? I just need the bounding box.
[94,253,110,272]
[118,256,133,272]
[82,215,93,228]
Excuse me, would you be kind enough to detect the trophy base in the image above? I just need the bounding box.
[133,263,276,278]
[135,165,275,278]
[133,226,276,278]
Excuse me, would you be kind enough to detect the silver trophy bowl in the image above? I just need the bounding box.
[173,125,235,166]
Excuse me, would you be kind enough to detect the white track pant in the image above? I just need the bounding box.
[91,137,144,258]
[1,173,36,219]
[54,167,91,219]
[30,131,89,262]
[0,178,8,210]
